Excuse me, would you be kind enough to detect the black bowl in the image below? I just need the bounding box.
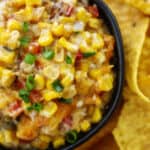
[0,0,124,150]
[55,0,124,150]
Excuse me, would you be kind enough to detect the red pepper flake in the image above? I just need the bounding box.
[88,5,99,17]
[66,5,74,16]
[75,51,83,66]
[63,116,72,127]
[35,60,43,69]
[14,78,25,90]
[29,90,42,103]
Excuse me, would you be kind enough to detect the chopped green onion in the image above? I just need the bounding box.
[59,98,72,104]
[42,48,55,60]
[65,55,72,64]
[66,130,78,144]
[52,80,64,92]
[19,89,30,103]
[22,22,29,32]
[27,103,43,112]
[26,75,35,91]
[20,36,30,47]
[24,53,36,64]
[83,52,96,58]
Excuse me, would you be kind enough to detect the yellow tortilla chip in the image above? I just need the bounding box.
[105,0,149,102]
[124,0,150,15]
[113,90,150,150]
[138,37,150,98]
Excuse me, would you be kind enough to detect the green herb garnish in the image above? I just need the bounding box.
[22,22,29,32]
[66,130,78,144]
[19,89,30,103]
[65,55,72,64]
[20,36,30,47]
[27,103,43,112]
[26,75,35,91]
[83,52,96,58]
[24,53,36,64]
[42,48,55,60]
[59,98,72,104]
[52,80,64,92]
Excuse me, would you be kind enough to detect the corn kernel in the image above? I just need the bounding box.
[61,76,73,87]
[92,107,102,123]
[77,7,91,22]
[52,23,64,37]
[0,31,9,45]
[0,47,16,65]
[38,22,51,29]
[1,69,15,87]
[80,120,91,132]
[79,41,94,53]
[89,69,102,80]
[15,6,33,21]
[53,137,65,149]
[0,132,4,143]
[38,29,54,46]
[34,74,45,90]
[43,90,61,101]
[40,102,58,118]
[88,18,100,29]
[96,74,114,92]
[60,16,75,23]
[39,135,51,143]
[7,19,22,31]
[26,0,42,6]
[92,33,104,49]
[12,0,25,7]
[58,37,78,53]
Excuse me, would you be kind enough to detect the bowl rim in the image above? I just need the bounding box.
[58,0,124,150]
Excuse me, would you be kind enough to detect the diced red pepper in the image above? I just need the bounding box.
[66,5,74,16]
[8,100,23,118]
[88,5,99,17]
[14,78,25,90]
[27,42,42,54]
[75,51,83,66]
[29,90,42,103]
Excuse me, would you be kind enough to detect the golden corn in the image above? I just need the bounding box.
[0,47,16,65]
[0,132,4,144]
[97,74,114,92]
[39,135,51,143]
[89,69,102,80]
[26,0,42,6]
[1,69,15,88]
[60,16,75,23]
[88,18,100,29]
[40,102,58,118]
[34,74,45,90]
[38,22,51,29]
[92,33,104,49]
[92,107,102,123]
[52,23,64,37]
[38,29,54,46]
[0,31,9,45]
[58,37,78,53]
[7,19,22,31]
[61,76,73,87]
[80,120,91,132]
[77,7,91,22]
[53,137,65,149]
[43,90,61,101]
[12,0,25,7]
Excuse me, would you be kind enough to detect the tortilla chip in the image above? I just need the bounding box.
[138,37,150,98]
[104,0,149,102]
[123,0,150,15]
[113,90,150,150]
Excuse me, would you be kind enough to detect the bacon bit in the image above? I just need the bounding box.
[14,78,25,90]
[88,5,99,17]
[62,116,72,127]
[29,90,42,103]
[8,100,23,118]
[27,42,42,54]
[66,5,74,16]
[35,60,43,69]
